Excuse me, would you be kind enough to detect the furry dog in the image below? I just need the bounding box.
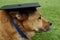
[0,7,52,40]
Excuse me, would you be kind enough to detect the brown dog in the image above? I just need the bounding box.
[0,8,52,40]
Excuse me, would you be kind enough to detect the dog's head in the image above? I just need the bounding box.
[8,7,52,32]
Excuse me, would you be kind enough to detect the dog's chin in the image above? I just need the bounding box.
[36,28,51,33]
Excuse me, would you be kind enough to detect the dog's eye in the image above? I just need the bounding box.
[38,17,41,19]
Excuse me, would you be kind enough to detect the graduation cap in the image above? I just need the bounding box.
[0,2,41,14]
[0,2,40,10]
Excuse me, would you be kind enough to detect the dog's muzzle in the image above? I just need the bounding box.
[38,22,52,32]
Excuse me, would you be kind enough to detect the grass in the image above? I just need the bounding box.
[0,0,60,40]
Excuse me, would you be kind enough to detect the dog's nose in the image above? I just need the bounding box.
[48,22,52,26]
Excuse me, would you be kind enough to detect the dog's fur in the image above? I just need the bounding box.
[0,8,52,40]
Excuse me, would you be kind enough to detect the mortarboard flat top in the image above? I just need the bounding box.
[0,2,40,10]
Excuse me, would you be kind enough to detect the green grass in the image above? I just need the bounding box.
[0,0,60,40]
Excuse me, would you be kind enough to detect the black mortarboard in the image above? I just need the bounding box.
[0,2,40,10]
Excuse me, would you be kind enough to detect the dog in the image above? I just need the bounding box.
[0,7,52,40]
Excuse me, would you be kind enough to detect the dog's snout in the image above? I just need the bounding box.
[48,22,52,26]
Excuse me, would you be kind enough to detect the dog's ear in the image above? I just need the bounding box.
[9,12,17,17]
[9,12,22,20]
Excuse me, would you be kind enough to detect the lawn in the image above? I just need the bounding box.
[0,0,60,40]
